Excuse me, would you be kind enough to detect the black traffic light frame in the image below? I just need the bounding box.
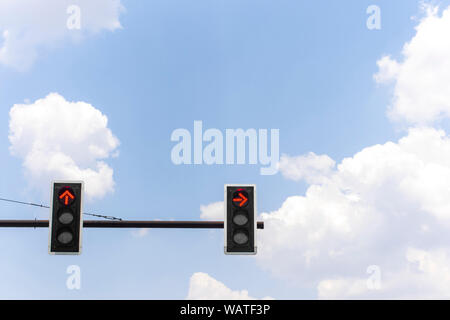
[49,181,84,255]
[224,184,257,255]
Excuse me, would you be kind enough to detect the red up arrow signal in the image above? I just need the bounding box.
[233,192,248,207]
[59,190,75,205]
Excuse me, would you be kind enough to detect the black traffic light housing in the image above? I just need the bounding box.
[49,181,84,255]
[225,184,256,255]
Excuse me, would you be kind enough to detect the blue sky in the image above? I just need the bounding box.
[2,0,450,299]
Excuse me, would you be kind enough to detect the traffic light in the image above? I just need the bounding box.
[49,181,84,255]
[224,184,256,255]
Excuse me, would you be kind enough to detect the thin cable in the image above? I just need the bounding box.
[0,197,49,208]
[82,212,122,221]
[0,197,122,221]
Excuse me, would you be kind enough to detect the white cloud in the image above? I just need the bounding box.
[257,127,450,298]
[186,4,450,299]
[246,4,450,299]
[200,201,224,221]
[374,6,450,124]
[278,152,335,184]
[0,0,124,70]
[9,93,119,200]
[187,272,273,300]
[317,278,368,300]
[373,56,400,84]
[318,247,450,299]
[132,229,149,238]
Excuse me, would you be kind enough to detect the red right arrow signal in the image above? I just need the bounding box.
[233,192,248,207]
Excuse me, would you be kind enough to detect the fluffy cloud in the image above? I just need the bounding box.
[318,247,450,299]
[200,201,224,221]
[240,4,450,299]
[198,128,450,298]
[278,152,335,184]
[9,93,119,200]
[195,5,450,299]
[131,228,149,238]
[257,127,450,298]
[187,272,272,300]
[373,56,400,84]
[317,277,368,300]
[374,5,450,124]
[190,4,450,299]
[0,0,124,70]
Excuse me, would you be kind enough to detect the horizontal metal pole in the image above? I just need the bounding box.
[0,220,264,229]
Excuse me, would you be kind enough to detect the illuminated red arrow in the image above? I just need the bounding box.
[59,190,74,205]
[233,192,248,207]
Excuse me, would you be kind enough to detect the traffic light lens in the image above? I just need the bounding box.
[233,230,249,245]
[233,211,248,226]
[57,230,73,245]
[58,187,76,206]
[232,190,249,208]
[58,209,74,225]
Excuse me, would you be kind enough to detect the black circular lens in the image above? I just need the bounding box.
[58,209,74,225]
[233,211,248,226]
[233,230,249,245]
[57,230,73,245]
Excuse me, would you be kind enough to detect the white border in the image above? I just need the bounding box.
[48,180,84,255]
[224,184,257,255]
